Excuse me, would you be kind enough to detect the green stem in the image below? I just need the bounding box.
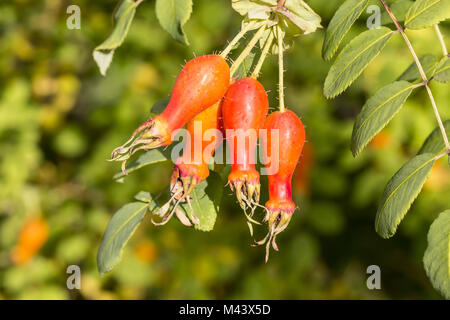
[230,24,267,77]
[221,21,257,59]
[252,31,274,78]
[277,25,285,112]
[434,24,448,57]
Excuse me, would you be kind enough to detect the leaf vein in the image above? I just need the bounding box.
[329,31,392,91]
[380,157,434,213]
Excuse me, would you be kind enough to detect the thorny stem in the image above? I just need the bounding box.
[252,31,274,78]
[434,24,448,56]
[380,0,450,151]
[230,24,267,77]
[277,25,285,112]
[221,21,257,59]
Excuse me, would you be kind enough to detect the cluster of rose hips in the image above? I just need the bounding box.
[111,54,305,261]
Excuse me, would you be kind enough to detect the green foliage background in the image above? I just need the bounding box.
[0,0,449,299]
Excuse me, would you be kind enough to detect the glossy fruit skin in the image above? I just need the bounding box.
[222,77,268,209]
[111,55,230,170]
[262,110,305,228]
[152,54,230,145]
[163,101,224,227]
[172,100,223,186]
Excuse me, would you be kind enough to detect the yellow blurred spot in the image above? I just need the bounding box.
[53,75,80,112]
[215,246,238,264]
[32,75,57,97]
[53,95,76,113]
[11,31,34,60]
[193,256,216,283]
[39,105,63,132]
[81,275,118,300]
[131,63,160,92]
[135,239,158,264]
[11,217,49,266]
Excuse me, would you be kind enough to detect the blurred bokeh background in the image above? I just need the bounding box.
[0,0,449,299]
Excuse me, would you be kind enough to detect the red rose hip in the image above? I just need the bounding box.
[222,77,268,219]
[258,109,305,261]
[111,55,230,173]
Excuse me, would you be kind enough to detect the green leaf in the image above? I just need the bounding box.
[134,191,153,203]
[381,0,414,25]
[434,56,450,83]
[97,202,148,274]
[418,120,450,154]
[278,0,322,35]
[324,27,393,99]
[150,97,170,115]
[424,209,450,299]
[322,0,368,61]
[180,171,223,231]
[113,148,172,180]
[93,0,137,76]
[232,0,321,36]
[375,153,435,238]
[236,51,257,78]
[155,0,193,45]
[397,54,438,81]
[351,81,415,156]
[232,0,276,16]
[405,0,450,30]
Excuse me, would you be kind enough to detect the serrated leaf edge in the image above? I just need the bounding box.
[375,154,435,238]
[94,1,137,51]
[434,57,450,83]
[423,210,450,299]
[351,82,414,156]
[405,0,447,29]
[324,28,393,99]
[322,0,368,61]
